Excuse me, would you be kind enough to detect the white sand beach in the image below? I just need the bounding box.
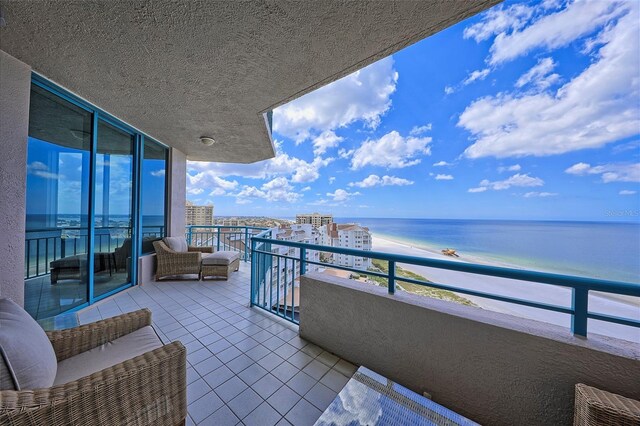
[371,235,640,344]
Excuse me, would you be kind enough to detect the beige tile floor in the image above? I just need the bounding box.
[77,262,357,426]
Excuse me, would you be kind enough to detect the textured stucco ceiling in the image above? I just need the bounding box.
[0,0,499,163]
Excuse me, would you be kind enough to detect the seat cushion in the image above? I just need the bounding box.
[202,251,240,266]
[163,236,188,253]
[0,298,57,390]
[54,325,162,386]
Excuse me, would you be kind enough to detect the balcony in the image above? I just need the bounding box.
[154,225,639,425]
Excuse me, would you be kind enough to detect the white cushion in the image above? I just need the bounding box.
[163,236,188,253]
[202,251,240,266]
[54,325,162,386]
[0,298,57,390]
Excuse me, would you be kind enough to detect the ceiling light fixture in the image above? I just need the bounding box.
[200,136,216,146]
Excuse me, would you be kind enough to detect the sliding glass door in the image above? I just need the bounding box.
[24,77,169,320]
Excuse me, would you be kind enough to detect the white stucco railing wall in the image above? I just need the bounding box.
[299,273,640,426]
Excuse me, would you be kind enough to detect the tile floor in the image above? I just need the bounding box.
[77,262,357,426]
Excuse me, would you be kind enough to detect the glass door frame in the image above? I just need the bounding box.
[31,73,169,310]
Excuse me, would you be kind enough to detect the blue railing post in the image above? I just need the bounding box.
[300,247,306,276]
[244,227,249,261]
[388,260,396,294]
[217,227,221,251]
[572,287,589,337]
[186,226,192,245]
[250,237,257,306]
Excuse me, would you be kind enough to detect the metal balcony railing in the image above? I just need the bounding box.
[248,229,640,337]
[186,225,269,262]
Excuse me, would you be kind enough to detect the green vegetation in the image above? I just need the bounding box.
[365,259,476,307]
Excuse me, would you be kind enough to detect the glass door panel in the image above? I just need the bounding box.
[93,120,135,297]
[140,138,168,253]
[25,84,92,319]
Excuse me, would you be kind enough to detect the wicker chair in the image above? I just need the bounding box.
[574,383,640,426]
[153,240,213,281]
[0,309,187,426]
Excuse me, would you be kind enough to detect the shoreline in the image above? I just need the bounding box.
[370,233,640,343]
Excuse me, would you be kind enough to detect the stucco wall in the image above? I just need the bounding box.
[167,147,186,237]
[300,273,640,426]
[0,50,31,306]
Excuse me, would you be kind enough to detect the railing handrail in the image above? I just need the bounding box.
[249,233,639,336]
[251,236,640,296]
[186,225,269,231]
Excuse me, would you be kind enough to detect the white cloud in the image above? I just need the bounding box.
[444,86,455,95]
[515,57,560,89]
[337,149,353,159]
[27,161,61,179]
[463,3,536,43]
[484,0,629,65]
[409,124,432,136]
[328,176,336,184]
[312,130,344,155]
[150,170,165,177]
[187,172,239,197]
[619,190,637,195]
[612,140,640,154]
[349,174,414,188]
[565,162,592,175]
[291,156,334,183]
[460,3,640,159]
[565,162,640,183]
[463,68,491,85]
[468,187,488,193]
[435,174,454,180]
[187,141,332,193]
[498,164,521,173]
[301,186,311,192]
[326,189,360,202]
[470,173,544,192]
[433,161,452,167]
[273,57,398,142]
[524,191,558,197]
[350,131,432,169]
[235,177,301,203]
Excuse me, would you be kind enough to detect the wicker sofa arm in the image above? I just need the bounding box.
[0,341,187,426]
[188,246,213,253]
[46,309,152,362]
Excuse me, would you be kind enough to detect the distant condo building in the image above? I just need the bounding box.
[185,201,214,226]
[319,223,372,269]
[296,212,333,228]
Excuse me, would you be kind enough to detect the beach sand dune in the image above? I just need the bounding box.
[371,235,640,344]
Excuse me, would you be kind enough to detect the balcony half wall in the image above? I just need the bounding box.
[299,273,640,426]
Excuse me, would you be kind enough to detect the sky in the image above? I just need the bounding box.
[187,0,639,221]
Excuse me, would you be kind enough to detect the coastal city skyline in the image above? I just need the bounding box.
[185,0,640,221]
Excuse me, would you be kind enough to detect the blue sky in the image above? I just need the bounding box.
[188,0,640,221]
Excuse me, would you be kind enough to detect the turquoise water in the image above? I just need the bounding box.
[334,218,640,284]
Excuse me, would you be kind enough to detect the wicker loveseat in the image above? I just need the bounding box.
[153,237,213,281]
[0,303,187,426]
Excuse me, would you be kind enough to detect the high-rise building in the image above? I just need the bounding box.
[319,223,372,269]
[185,201,214,226]
[296,212,333,228]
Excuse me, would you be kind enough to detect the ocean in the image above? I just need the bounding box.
[333,218,640,284]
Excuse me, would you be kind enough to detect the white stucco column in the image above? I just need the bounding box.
[167,147,186,237]
[0,50,31,306]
